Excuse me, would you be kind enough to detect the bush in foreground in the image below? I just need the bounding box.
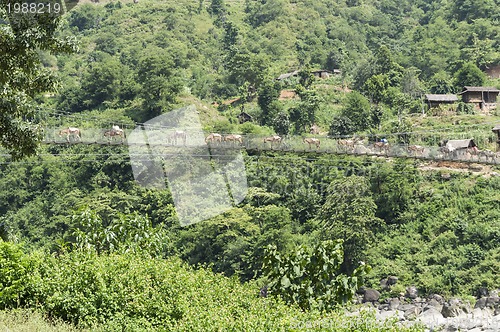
[0,242,424,331]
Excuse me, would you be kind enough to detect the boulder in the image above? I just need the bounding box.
[425,298,443,312]
[378,303,389,311]
[388,298,400,310]
[486,296,499,308]
[429,293,444,304]
[362,288,380,303]
[468,328,483,332]
[477,287,489,297]
[399,304,416,311]
[379,278,389,290]
[417,307,446,328]
[405,286,418,299]
[387,276,398,286]
[376,310,400,321]
[475,297,487,309]
[442,303,462,318]
[404,306,421,320]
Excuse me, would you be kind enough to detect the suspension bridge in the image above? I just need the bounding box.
[7,106,500,167]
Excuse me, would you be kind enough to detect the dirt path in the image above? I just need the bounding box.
[418,160,499,177]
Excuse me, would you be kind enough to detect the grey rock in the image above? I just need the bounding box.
[442,303,462,318]
[387,275,398,285]
[478,287,490,297]
[447,312,481,330]
[405,286,418,299]
[404,306,421,320]
[486,296,499,308]
[417,307,446,328]
[444,326,458,332]
[399,304,417,311]
[467,328,483,332]
[376,310,401,321]
[378,304,389,311]
[363,288,381,303]
[425,298,443,312]
[429,294,444,304]
[388,298,400,310]
[475,297,487,309]
[380,278,389,290]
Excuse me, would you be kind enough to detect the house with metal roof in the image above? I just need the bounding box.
[445,139,477,150]
[424,94,458,108]
[276,70,299,80]
[459,86,500,111]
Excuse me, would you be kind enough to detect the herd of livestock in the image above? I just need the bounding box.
[56,126,500,163]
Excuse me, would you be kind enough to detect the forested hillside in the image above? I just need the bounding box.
[1,0,499,330]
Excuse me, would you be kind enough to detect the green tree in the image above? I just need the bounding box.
[428,70,455,94]
[289,88,321,134]
[263,240,371,311]
[72,208,168,257]
[370,160,419,224]
[364,74,390,104]
[222,21,239,52]
[81,54,124,109]
[0,241,31,308]
[297,68,314,89]
[258,80,282,126]
[452,0,498,22]
[0,3,76,159]
[340,91,372,133]
[272,111,290,136]
[137,48,183,120]
[68,3,105,31]
[454,62,486,89]
[315,176,382,272]
[329,115,355,136]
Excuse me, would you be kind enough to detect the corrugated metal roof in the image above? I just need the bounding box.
[446,139,476,149]
[460,86,500,93]
[425,94,458,102]
[277,70,299,80]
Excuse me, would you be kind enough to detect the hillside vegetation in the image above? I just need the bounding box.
[0,0,499,330]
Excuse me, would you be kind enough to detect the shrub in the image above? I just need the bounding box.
[263,240,371,311]
[0,242,30,309]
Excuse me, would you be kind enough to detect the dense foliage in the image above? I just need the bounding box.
[0,0,77,158]
[0,0,500,329]
[0,241,424,331]
[263,240,371,311]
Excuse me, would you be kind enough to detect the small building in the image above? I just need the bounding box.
[459,86,500,111]
[237,112,253,124]
[277,69,341,81]
[425,94,458,108]
[276,70,299,81]
[445,139,477,155]
[311,70,332,79]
